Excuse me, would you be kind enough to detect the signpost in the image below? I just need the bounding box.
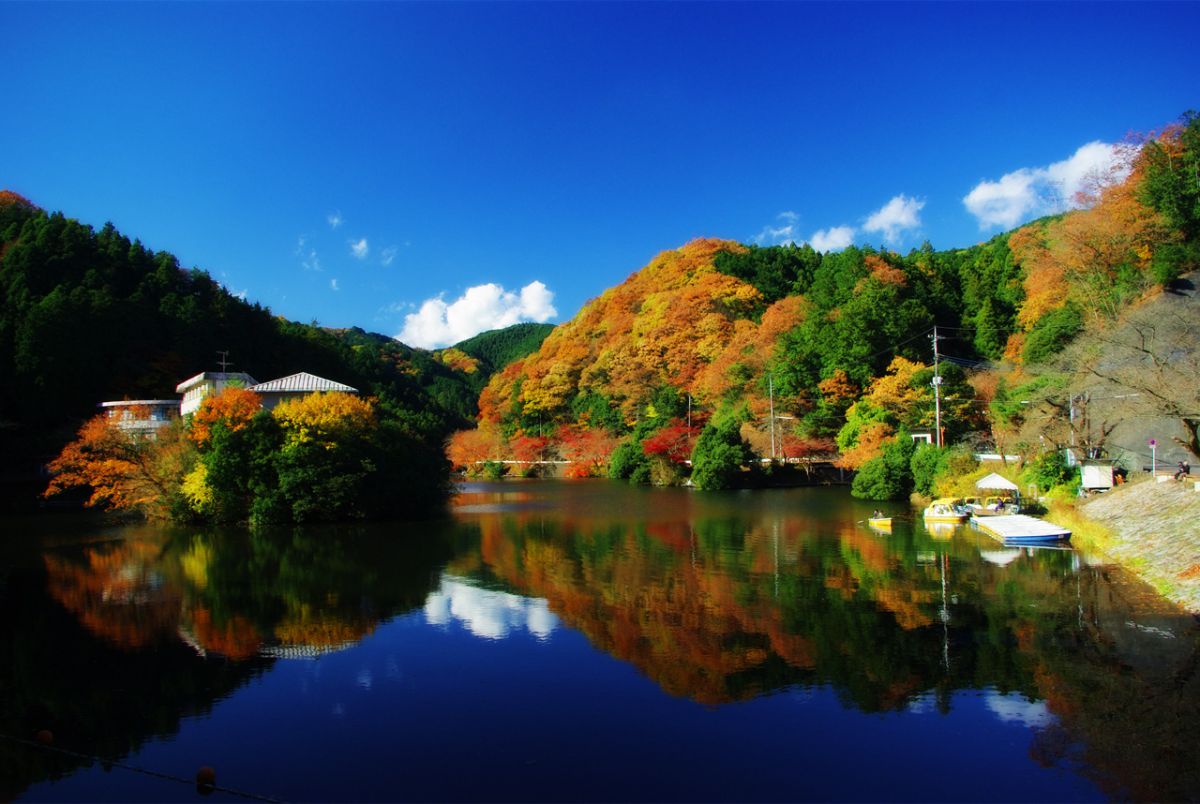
[1149,439,1157,477]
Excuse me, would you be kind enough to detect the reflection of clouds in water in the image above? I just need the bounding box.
[424,575,558,640]
[986,690,1055,728]
[906,693,936,714]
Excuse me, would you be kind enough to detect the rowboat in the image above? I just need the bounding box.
[867,517,892,532]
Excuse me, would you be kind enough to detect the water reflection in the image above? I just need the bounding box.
[3,482,1199,801]
[424,574,559,640]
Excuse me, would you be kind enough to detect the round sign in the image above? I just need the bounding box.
[1149,439,1157,447]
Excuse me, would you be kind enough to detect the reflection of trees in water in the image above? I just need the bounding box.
[39,523,456,660]
[0,561,272,801]
[457,506,1200,799]
[2,521,457,800]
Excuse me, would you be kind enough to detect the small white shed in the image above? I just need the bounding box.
[1081,460,1115,491]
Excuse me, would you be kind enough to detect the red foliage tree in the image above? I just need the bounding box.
[641,419,701,464]
[556,426,619,478]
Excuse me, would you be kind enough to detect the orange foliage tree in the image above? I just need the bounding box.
[478,239,764,428]
[188,386,263,447]
[44,415,189,517]
[445,426,505,470]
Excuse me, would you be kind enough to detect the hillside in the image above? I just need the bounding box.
[451,113,1200,486]
[0,193,545,508]
[997,270,1199,469]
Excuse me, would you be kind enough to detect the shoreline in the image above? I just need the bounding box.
[1052,478,1200,615]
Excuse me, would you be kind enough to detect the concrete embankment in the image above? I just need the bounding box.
[1067,478,1200,614]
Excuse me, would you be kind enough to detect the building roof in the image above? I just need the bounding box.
[175,371,258,393]
[248,372,357,394]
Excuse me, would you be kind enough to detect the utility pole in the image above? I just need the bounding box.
[768,374,776,460]
[216,350,233,372]
[931,327,944,447]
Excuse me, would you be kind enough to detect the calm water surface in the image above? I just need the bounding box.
[2,481,1198,802]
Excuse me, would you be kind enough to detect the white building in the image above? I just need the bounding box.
[98,400,179,438]
[175,371,258,416]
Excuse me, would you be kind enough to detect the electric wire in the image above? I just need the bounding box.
[0,732,283,803]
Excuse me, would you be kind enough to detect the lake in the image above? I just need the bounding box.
[2,480,1198,802]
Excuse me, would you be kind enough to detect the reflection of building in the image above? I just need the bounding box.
[176,371,258,415]
[98,399,179,438]
[247,372,358,411]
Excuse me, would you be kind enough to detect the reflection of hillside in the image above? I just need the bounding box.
[455,511,979,707]
[457,499,1200,804]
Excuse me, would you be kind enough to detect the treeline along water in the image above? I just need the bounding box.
[2,482,1198,801]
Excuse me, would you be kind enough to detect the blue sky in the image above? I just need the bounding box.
[5,2,1198,348]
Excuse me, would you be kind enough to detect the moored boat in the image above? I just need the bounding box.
[923,498,969,524]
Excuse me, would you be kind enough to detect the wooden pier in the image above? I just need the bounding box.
[970,514,1071,545]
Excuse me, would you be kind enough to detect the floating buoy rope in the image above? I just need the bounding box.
[0,732,282,802]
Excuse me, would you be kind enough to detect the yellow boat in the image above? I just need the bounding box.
[923,497,969,524]
[867,517,893,532]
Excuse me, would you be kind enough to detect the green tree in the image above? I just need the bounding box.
[851,433,915,500]
[690,416,753,490]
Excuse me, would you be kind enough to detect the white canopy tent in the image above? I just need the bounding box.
[976,473,1019,492]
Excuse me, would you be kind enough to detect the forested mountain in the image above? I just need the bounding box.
[433,323,555,395]
[0,192,544,507]
[452,113,1200,485]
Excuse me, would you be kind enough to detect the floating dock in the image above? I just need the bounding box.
[970,514,1071,545]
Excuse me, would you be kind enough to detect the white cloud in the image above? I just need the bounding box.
[350,238,369,260]
[753,211,800,246]
[330,278,339,291]
[963,141,1132,230]
[397,280,557,349]
[328,211,343,229]
[380,246,398,267]
[423,575,558,640]
[809,225,855,253]
[300,247,321,272]
[863,194,925,243]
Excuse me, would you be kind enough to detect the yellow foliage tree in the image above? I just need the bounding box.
[271,392,377,448]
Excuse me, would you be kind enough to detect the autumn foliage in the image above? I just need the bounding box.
[44,415,189,517]
[188,387,262,447]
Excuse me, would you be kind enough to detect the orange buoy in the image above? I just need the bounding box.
[35,729,53,745]
[196,765,217,788]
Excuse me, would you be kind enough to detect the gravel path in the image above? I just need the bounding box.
[1081,477,1200,613]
